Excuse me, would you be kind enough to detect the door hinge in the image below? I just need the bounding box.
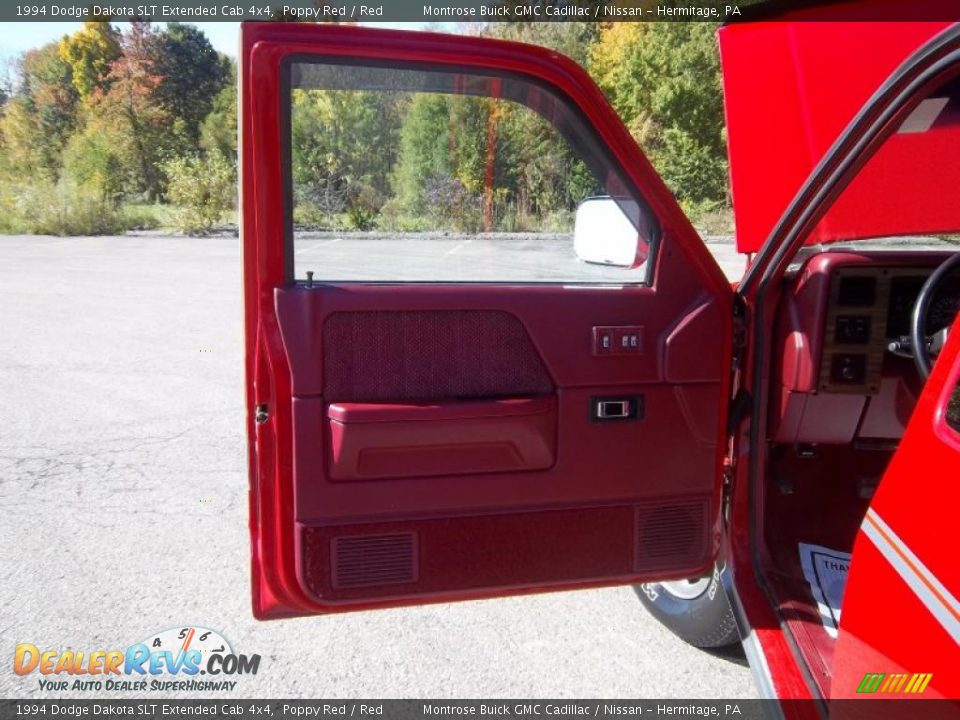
[732,293,749,351]
[725,388,752,436]
[721,467,734,523]
[721,295,751,525]
[722,387,751,523]
[254,404,269,424]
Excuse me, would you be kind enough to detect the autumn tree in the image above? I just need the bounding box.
[58,21,121,101]
[0,43,79,179]
[486,21,599,66]
[89,21,173,199]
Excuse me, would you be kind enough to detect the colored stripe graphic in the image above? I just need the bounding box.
[858,673,933,694]
[857,673,885,693]
[862,509,960,645]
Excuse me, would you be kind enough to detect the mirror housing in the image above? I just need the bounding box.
[573,196,649,268]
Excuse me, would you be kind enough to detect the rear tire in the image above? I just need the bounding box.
[634,564,740,648]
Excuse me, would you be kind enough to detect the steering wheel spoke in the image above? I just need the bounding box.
[910,254,960,379]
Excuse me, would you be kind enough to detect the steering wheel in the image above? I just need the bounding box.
[910,253,960,380]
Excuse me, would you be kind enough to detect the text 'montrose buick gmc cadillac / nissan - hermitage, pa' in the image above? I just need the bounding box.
[240,4,960,713]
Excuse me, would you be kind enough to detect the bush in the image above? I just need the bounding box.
[424,175,483,232]
[0,178,135,235]
[62,124,125,201]
[292,201,332,230]
[162,151,236,234]
[345,205,376,231]
[376,198,431,232]
[685,203,734,237]
[653,127,728,207]
[118,203,162,231]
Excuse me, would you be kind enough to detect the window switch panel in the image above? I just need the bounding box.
[593,326,643,356]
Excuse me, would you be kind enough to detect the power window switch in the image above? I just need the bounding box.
[593,326,644,355]
[593,327,614,355]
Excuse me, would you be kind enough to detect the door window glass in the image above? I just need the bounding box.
[286,62,656,284]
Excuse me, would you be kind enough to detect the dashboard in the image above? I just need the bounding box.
[820,266,960,393]
[771,250,959,444]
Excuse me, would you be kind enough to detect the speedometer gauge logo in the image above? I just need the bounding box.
[142,626,233,672]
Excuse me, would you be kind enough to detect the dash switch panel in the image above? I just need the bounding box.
[593,326,643,356]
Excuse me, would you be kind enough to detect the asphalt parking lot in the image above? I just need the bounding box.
[0,233,751,699]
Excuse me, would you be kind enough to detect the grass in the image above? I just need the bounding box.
[122,202,175,230]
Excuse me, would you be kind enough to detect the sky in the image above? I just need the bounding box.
[0,21,444,61]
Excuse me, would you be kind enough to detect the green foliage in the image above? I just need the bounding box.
[2,43,79,180]
[391,93,453,214]
[487,22,599,66]
[62,120,125,200]
[83,22,178,201]
[382,90,598,233]
[590,22,728,206]
[154,23,231,142]
[200,76,237,161]
[0,20,735,237]
[291,88,398,225]
[162,151,236,234]
[0,178,145,236]
[58,21,121,100]
[345,205,376,231]
[657,127,728,208]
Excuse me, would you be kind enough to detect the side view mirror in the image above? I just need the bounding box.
[573,196,649,269]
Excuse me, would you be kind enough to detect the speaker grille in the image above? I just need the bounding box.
[635,502,708,571]
[331,533,417,589]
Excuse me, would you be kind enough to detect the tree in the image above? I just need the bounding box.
[163,150,235,234]
[58,21,121,101]
[590,22,728,207]
[62,116,126,200]
[91,21,173,199]
[291,87,399,223]
[0,43,79,179]
[155,23,230,143]
[390,92,454,215]
[486,21,599,66]
[200,73,237,161]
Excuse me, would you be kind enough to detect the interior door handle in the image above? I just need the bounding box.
[592,396,643,422]
[597,400,630,418]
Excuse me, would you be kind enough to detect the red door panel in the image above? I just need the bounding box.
[241,23,733,619]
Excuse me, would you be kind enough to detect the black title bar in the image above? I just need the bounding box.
[3,0,959,23]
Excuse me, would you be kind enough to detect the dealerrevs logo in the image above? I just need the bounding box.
[13,626,260,692]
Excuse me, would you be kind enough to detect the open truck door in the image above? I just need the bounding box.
[830,313,960,703]
[240,23,734,619]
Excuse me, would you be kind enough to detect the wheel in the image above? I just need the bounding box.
[634,564,740,648]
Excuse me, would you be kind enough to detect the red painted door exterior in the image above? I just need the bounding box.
[831,314,960,706]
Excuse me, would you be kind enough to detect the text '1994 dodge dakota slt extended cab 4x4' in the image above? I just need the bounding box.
[239,4,960,715]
